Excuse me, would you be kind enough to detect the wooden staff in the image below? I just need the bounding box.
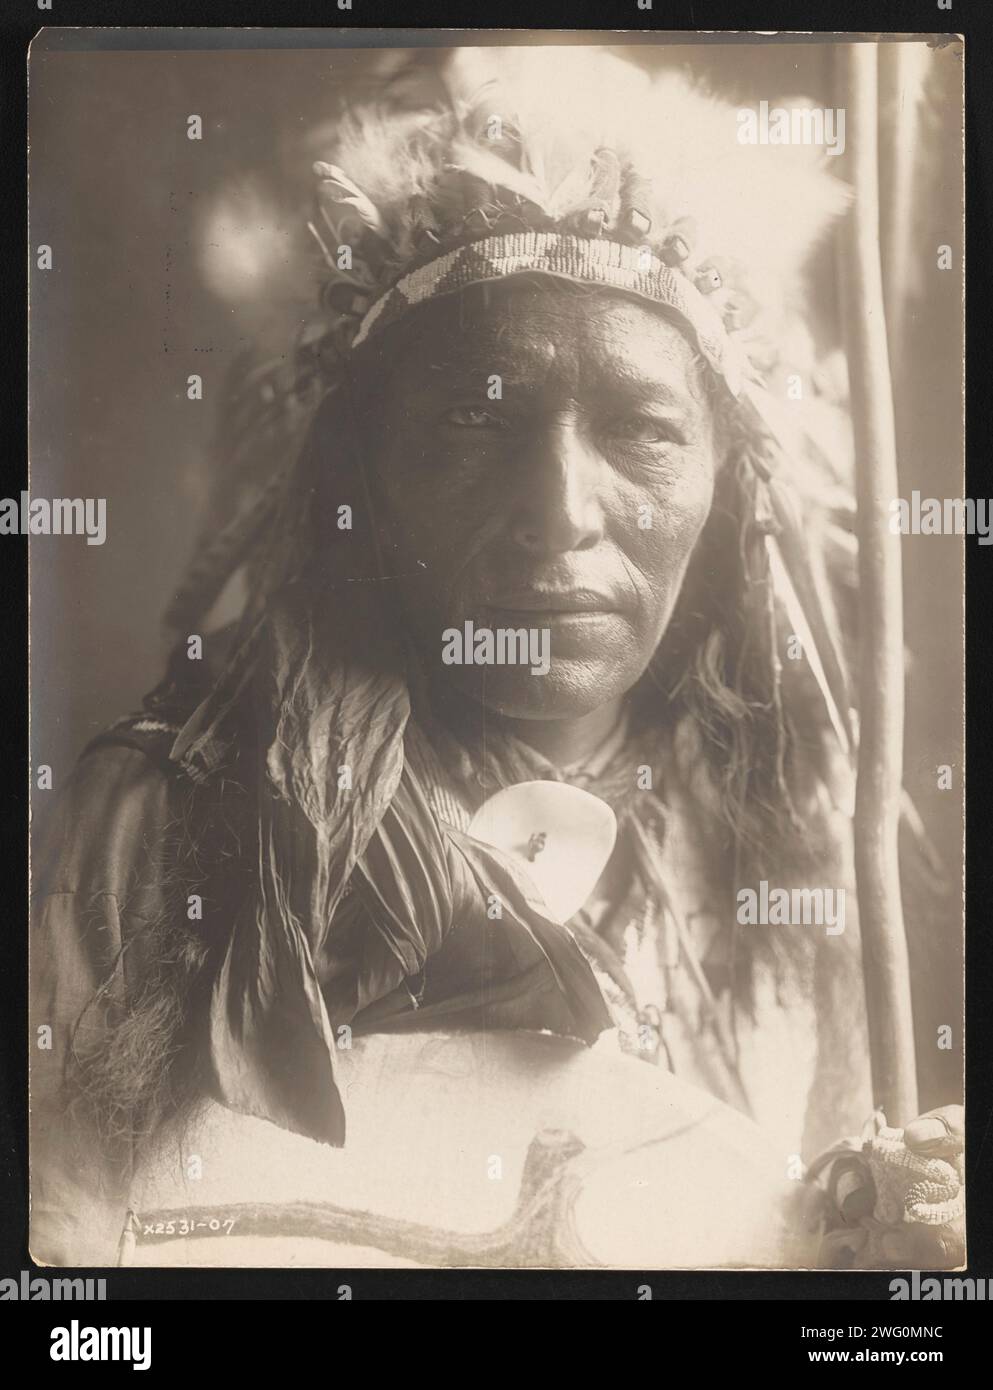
[880,42,929,386]
[840,43,919,1126]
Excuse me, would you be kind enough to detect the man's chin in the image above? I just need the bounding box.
[451,660,634,723]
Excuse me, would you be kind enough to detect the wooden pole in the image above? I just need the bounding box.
[840,43,919,1126]
[880,42,928,385]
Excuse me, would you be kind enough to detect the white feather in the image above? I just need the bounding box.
[313,162,386,236]
[448,140,551,212]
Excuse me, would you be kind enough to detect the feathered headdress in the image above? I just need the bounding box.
[308,47,848,395]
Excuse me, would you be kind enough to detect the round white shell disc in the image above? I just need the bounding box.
[467,779,617,923]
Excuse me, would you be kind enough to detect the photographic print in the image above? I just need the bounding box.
[26,29,965,1271]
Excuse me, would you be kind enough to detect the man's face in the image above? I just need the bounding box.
[363,280,721,721]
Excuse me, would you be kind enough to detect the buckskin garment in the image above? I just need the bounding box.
[30,571,878,1267]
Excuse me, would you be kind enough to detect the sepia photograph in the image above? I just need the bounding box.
[25,28,965,1274]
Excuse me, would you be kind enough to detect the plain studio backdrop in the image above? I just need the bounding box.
[28,33,964,1110]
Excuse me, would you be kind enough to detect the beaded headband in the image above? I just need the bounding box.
[350,230,745,396]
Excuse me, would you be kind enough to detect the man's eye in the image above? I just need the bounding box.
[605,416,685,445]
[443,406,508,430]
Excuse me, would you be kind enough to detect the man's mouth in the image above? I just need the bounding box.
[482,588,620,617]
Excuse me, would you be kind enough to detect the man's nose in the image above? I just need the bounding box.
[510,421,605,555]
